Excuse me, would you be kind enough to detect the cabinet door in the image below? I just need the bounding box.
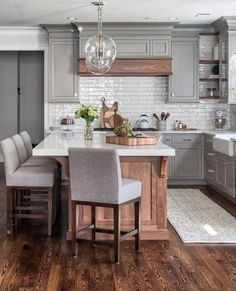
[174,144,202,178]
[169,40,198,102]
[49,39,79,102]
[152,38,170,57]
[225,161,234,190]
[217,157,226,187]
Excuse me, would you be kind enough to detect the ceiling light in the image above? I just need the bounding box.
[67,17,79,21]
[168,17,180,21]
[84,0,117,75]
[145,17,161,21]
[194,13,211,17]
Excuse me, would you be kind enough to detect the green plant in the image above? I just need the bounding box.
[75,105,98,123]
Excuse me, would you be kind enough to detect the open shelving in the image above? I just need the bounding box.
[199,33,220,100]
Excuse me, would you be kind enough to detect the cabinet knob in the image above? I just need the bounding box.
[74,93,78,97]
[171,93,175,97]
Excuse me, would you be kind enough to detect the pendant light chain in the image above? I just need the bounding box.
[84,0,117,75]
[97,0,103,37]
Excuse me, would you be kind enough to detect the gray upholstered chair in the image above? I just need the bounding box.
[69,148,142,263]
[12,133,61,212]
[0,137,57,236]
[20,131,59,168]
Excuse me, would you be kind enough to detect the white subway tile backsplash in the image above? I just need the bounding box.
[48,76,230,130]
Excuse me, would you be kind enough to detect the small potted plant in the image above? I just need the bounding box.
[75,105,98,140]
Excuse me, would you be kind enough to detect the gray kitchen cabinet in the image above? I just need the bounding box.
[204,133,235,199]
[164,133,203,183]
[49,38,79,102]
[169,39,198,103]
[43,25,80,103]
[80,36,170,58]
[216,155,235,198]
[80,37,150,58]
[152,38,170,57]
[174,144,202,178]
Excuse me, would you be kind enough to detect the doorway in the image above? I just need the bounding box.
[0,51,44,145]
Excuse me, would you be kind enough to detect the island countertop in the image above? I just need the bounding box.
[33,132,175,157]
[33,131,175,241]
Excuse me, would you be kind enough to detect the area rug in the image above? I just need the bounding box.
[168,189,236,243]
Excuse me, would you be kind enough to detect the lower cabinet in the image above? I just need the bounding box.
[204,134,236,199]
[164,133,203,183]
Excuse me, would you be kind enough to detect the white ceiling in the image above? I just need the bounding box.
[0,0,236,26]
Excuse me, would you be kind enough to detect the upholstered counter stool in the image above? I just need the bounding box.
[1,138,57,236]
[20,131,61,169]
[13,133,61,212]
[69,148,142,264]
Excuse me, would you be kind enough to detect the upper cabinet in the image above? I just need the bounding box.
[43,25,79,103]
[78,23,173,59]
[80,36,171,58]
[169,38,198,103]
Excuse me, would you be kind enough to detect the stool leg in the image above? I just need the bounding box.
[47,188,53,236]
[91,205,96,246]
[71,201,77,258]
[6,187,13,235]
[134,199,141,252]
[114,205,121,264]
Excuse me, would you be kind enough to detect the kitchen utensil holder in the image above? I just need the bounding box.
[158,120,167,131]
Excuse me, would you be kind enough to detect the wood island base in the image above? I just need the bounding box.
[54,156,169,241]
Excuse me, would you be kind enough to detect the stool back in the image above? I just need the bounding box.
[69,148,121,204]
[12,134,28,164]
[0,138,20,183]
[20,131,32,158]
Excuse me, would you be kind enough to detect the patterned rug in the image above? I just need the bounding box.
[168,189,236,243]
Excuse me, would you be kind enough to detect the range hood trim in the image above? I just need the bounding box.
[78,58,172,76]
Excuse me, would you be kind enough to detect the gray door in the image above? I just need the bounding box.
[19,51,44,144]
[0,52,18,141]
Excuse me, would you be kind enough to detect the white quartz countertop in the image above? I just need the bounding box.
[33,132,176,157]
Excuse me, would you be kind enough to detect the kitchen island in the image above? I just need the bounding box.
[33,132,175,240]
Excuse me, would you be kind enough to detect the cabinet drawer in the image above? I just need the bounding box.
[174,134,202,144]
[205,160,217,183]
[204,150,216,159]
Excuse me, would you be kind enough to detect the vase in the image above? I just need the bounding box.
[84,121,93,140]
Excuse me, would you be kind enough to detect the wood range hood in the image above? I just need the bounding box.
[79,58,172,76]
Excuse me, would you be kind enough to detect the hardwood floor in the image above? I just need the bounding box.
[0,165,235,290]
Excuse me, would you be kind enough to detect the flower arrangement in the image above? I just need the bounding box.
[75,105,98,123]
[75,105,98,140]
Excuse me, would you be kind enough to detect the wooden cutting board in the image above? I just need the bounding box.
[106,135,157,146]
[101,97,119,128]
[108,110,123,128]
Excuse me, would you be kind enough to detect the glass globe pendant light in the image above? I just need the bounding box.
[84,0,117,75]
